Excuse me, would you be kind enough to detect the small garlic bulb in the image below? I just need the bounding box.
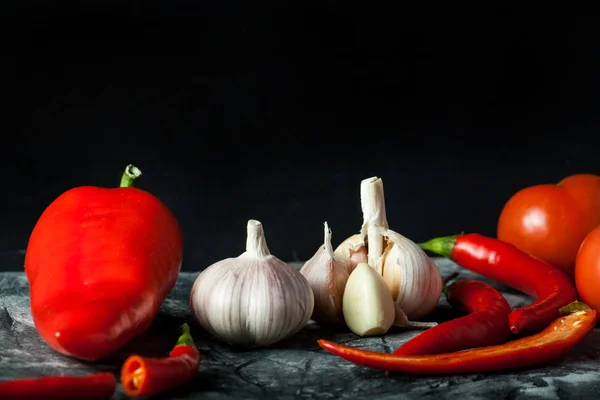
[336,177,443,321]
[300,222,350,325]
[190,219,314,347]
[343,263,395,336]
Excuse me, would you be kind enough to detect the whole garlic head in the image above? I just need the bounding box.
[190,219,314,347]
[336,177,442,322]
[300,222,350,325]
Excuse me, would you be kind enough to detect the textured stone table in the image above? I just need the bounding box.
[1,258,600,399]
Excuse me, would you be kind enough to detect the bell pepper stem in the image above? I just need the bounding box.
[120,165,142,188]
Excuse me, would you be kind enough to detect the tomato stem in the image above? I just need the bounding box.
[120,164,142,188]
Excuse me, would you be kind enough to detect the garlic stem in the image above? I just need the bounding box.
[246,219,270,259]
[323,222,334,257]
[360,177,389,270]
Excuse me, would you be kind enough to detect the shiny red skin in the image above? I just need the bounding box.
[0,372,116,399]
[24,186,183,361]
[392,280,511,356]
[498,174,600,278]
[575,225,600,313]
[452,234,577,334]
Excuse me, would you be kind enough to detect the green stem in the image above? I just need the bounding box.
[119,164,142,188]
[419,234,461,259]
[175,323,195,347]
[441,272,460,298]
[559,301,592,315]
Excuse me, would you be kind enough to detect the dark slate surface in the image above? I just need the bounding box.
[1,258,600,399]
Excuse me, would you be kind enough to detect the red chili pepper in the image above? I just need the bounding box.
[24,165,183,361]
[420,233,577,334]
[0,372,116,400]
[318,303,596,375]
[392,279,512,356]
[121,323,200,397]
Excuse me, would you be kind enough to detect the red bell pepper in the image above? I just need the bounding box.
[24,165,183,361]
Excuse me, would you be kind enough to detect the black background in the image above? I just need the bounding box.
[3,4,599,271]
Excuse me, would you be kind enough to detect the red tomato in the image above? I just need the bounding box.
[575,225,600,312]
[497,174,600,278]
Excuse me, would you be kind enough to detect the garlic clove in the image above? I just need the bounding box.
[381,229,443,320]
[333,234,368,273]
[300,222,350,325]
[342,262,395,336]
[190,219,314,347]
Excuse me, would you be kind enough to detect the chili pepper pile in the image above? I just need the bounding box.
[420,233,578,334]
[318,233,594,376]
[319,303,596,375]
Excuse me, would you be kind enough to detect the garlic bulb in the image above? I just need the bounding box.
[336,177,442,321]
[190,219,314,347]
[343,263,395,336]
[300,222,350,325]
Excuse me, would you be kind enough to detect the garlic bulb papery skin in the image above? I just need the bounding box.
[190,219,314,347]
[299,222,350,325]
[333,234,368,273]
[381,229,443,320]
[342,263,395,336]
